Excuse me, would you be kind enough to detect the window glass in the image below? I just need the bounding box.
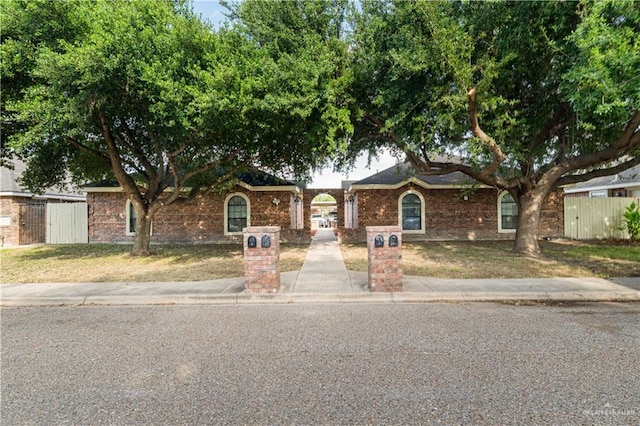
[228,195,247,233]
[402,193,422,230]
[500,193,518,230]
[128,201,137,234]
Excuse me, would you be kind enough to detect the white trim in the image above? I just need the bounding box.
[350,176,490,192]
[82,186,124,193]
[235,181,301,193]
[497,191,517,233]
[84,182,301,194]
[398,190,426,234]
[224,192,251,236]
[0,191,85,201]
[564,182,640,193]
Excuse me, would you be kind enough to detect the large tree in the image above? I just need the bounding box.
[347,0,640,256]
[3,0,350,255]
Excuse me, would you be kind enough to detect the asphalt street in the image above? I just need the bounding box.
[2,302,639,424]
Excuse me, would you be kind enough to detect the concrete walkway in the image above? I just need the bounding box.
[288,228,360,293]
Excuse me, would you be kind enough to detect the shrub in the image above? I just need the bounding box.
[622,201,640,240]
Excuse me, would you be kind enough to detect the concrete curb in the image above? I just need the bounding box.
[2,290,639,307]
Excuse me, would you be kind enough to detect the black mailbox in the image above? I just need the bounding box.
[389,234,399,247]
[261,235,271,248]
[374,235,384,248]
[247,235,257,248]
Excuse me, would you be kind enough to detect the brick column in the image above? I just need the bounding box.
[366,226,402,292]
[243,226,281,293]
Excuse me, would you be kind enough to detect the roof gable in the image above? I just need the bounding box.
[350,162,481,189]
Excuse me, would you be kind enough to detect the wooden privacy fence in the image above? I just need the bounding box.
[564,197,636,240]
[47,203,88,244]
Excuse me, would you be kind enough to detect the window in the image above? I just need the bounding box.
[225,193,250,235]
[498,192,518,232]
[126,199,137,236]
[126,199,152,236]
[399,191,425,233]
[589,190,607,198]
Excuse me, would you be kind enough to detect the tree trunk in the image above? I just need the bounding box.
[512,189,548,257]
[131,206,153,256]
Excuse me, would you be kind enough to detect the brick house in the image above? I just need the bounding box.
[340,163,564,242]
[83,170,308,244]
[0,160,85,246]
[84,164,564,245]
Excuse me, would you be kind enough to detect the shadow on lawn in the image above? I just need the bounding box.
[7,243,244,263]
[408,240,640,278]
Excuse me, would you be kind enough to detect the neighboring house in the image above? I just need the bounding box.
[563,164,640,198]
[563,164,639,240]
[84,163,565,245]
[0,160,86,246]
[83,170,308,244]
[340,163,564,242]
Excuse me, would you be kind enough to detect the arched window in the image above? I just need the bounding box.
[225,193,250,235]
[399,191,425,233]
[498,192,518,232]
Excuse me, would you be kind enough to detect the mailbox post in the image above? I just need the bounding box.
[243,226,281,293]
[366,226,402,292]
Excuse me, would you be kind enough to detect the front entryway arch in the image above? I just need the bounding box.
[303,189,344,231]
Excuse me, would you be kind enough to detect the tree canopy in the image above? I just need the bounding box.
[2,0,350,255]
[347,0,640,255]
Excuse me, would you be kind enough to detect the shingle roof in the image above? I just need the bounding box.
[564,164,640,193]
[82,168,300,190]
[0,159,84,199]
[351,162,478,187]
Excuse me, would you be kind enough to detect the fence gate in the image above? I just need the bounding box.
[18,201,46,244]
[47,203,88,244]
[564,197,635,240]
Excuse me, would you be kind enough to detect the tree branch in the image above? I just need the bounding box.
[63,136,110,164]
[467,88,505,178]
[556,156,640,187]
[99,110,143,203]
[528,103,570,151]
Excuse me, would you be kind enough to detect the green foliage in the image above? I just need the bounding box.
[347,0,640,254]
[3,0,351,254]
[622,201,640,240]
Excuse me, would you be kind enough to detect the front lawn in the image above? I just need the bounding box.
[341,240,640,279]
[1,244,308,283]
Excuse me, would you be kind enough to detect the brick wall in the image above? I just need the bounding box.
[87,186,304,244]
[340,185,564,243]
[0,197,20,246]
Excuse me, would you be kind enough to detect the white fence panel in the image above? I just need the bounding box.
[46,203,88,244]
[564,197,635,240]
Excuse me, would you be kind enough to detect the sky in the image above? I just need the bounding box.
[191,1,398,188]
